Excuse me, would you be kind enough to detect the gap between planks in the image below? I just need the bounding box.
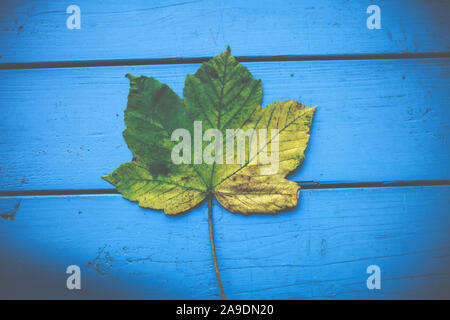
[1,52,450,70]
[0,180,449,197]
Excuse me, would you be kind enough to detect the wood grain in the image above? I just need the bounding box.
[0,0,448,301]
[0,185,448,299]
[0,58,448,190]
[0,0,449,64]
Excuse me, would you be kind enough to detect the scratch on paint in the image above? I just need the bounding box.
[209,28,217,45]
[0,200,21,221]
[87,245,116,278]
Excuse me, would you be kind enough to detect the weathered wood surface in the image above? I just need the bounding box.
[0,58,449,191]
[0,185,448,299]
[0,0,449,64]
[0,0,449,300]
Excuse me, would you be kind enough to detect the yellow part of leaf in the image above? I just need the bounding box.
[213,101,316,214]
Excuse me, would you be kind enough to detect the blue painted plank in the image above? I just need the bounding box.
[0,0,449,63]
[0,58,449,190]
[0,185,449,299]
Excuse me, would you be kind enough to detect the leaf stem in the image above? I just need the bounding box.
[208,194,226,300]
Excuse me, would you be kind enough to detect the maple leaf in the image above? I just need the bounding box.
[103,47,316,299]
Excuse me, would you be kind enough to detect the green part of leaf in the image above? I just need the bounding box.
[103,48,316,215]
[184,46,262,131]
[103,161,207,215]
[123,74,187,175]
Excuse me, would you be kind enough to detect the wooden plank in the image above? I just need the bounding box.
[0,0,449,64]
[1,58,449,190]
[0,185,448,299]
